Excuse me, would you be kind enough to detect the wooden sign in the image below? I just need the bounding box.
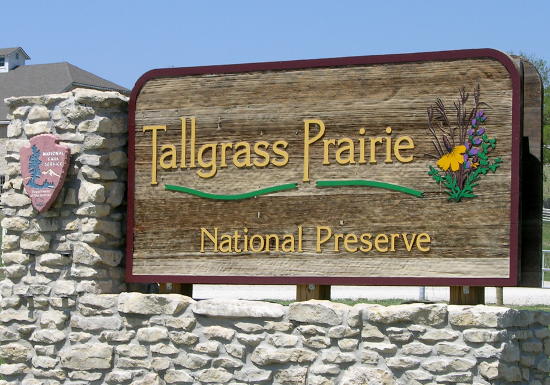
[20,134,70,212]
[127,49,539,286]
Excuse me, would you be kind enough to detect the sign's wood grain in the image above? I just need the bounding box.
[127,49,527,286]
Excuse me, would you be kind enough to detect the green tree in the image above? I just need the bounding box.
[514,53,550,163]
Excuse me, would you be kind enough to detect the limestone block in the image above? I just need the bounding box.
[363,342,397,355]
[118,292,193,315]
[364,303,447,326]
[421,357,476,373]
[288,300,348,326]
[70,315,122,331]
[81,165,117,180]
[99,330,135,343]
[38,253,70,267]
[298,325,326,335]
[7,119,23,137]
[164,369,194,384]
[173,353,210,370]
[151,356,171,371]
[418,328,460,343]
[463,328,506,343]
[521,338,543,353]
[20,231,51,251]
[194,341,221,356]
[150,343,179,355]
[303,335,331,349]
[74,88,128,108]
[136,327,169,343]
[52,280,76,296]
[269,333,299,347]
[193,299,285,318]
[1,252,30,265]
[234,322,263,333]
[78,179,105,203]
[29,329,66,344]
[321,350,356,364]
[1,216,29,231]
[448,305,529,328]
[105,370,134,384]
[434,342,471,356]
[386,357,420,370]
[4,264,26,278]
[386,327,413,343]
[196,368,233,383]
[76,203,111,218]
[24,121,51,136]
[251,347,317,365]
[212,357,243,369]
[0,326,20,342]
[0,363,28,375]
[69,332,93,343]
[310,364,340,375]
[169,331,199,345]
[340,367,396,385]
[28,105,50,122]
[39,310,67,329]
[0,342,33,363]
[1,191,31,207]
[12,106,30,119]
[225,343,246,360]
[0,309,36,323]
[338,338,358,351]
[60,343,112,370]
[32,355,58,369]
[233,368,272,382]
[69,371,103,381]
[274,367,307,384]
[203,325,236,341]
[236,333,263,347]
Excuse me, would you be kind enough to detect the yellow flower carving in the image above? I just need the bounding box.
[437,145,466,171]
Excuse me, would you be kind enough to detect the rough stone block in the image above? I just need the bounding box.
[193,299,285,319]
[288,300,348,325]
[118,292,193,315]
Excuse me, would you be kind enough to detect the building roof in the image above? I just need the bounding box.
[0,62,128,122]
[0,47,30,59]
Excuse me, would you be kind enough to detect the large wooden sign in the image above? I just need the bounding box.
[127,49,540,286]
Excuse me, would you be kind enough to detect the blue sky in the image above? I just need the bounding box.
[2,1,550,89]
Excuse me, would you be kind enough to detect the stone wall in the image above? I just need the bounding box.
[0,296,548,384]
[0,90,549,385]
[1,89,128,296]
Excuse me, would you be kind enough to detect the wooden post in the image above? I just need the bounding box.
[449,286,485,305]
[296,284,331,301]
[496,287,504,305]
[159,283,193,297]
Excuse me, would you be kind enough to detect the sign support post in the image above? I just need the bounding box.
[450,286,485,305]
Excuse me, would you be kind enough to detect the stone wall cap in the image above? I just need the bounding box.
[192,299,285,319]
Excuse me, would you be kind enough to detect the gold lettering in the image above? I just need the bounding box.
[336,138,355,165]
[344,233,358,252]
[303,119,325,182]
[143,125,166,185]
[316,226,332,252]
[416,233,431,252]
[374,233,389,252]
[200,227,217,252]
[394,136,415,163]
[271,140,289,167]
[233,142,252,167]
[197,143,218,178]
[253,141,270,167]
[159,144,177,169]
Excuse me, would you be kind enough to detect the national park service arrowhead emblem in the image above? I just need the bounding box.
[20,134,70,212]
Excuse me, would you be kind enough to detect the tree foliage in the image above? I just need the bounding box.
[514,53,550,163]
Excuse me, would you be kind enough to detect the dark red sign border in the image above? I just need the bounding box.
[126,48,521,286]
